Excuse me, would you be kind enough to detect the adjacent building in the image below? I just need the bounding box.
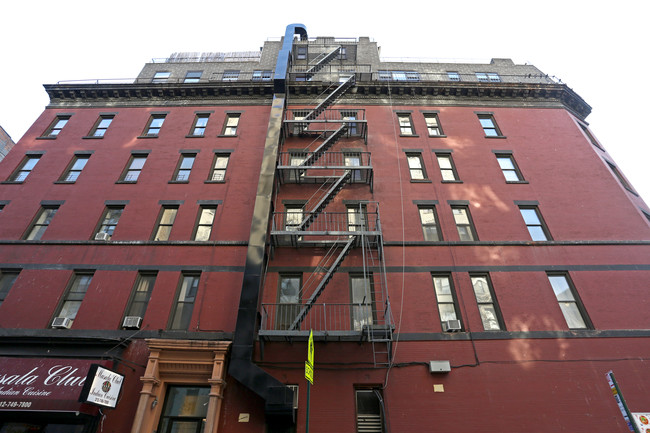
[1,24,649,433]
[0,125,14,161]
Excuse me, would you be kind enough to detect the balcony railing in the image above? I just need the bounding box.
[260,303,377,337]
[277,151,372,185]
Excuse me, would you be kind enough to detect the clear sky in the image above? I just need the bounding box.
[2,0,648,206]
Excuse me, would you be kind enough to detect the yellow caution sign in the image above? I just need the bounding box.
[305,330,314,384]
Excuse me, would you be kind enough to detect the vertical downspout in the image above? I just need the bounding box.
[228,23,307,427]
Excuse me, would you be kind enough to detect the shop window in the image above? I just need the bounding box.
[158,386,210,433]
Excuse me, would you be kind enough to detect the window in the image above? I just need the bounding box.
[432,274,461,329]
[344,152,362,182]
[189,114,210,136]
[173,153,196,182]
[153,206,178,241]
[143,114,166,137]
[252,70,272,81]
[606,161,637,194]
[42,115,70,138]
[277,274,301,330]
[341,110,358,135]
[158,386,210,433]
[435,153,460,182]
[418,206,441,241]
[0,270,20,307]
[60,154,90,182]
[88,115,114,137]
[406,153,427,180]
[347,204,368,232]
[284,204,304,232]
[222,70,239,81]
[477,114,503,137]
[292,111,309,135]
[120,154,148,182]
[470,274,504,331]
[447,71,460,81]
[519,206,551,241]
[339,46,347,60]
[397,113,415,136]
[194,206,217,241]
[495,153,525,182]
[183,71,202,83]
[209,153,230,182]
[95,206,124,240]
[169,273,200,330]
[296,46,307,60]
[8,154,41,182]
[578,123,604,150]
[24,205,59,240]
[547,273,591,329]
[350,274,375,331]
[423,113,443,136]
[379,71,419,81]
[152,71,170,83]
[451,205,477,241]
[476,72,500,82]
[124,272,157,320]
[54,272,93,326]
[355,388,384,433]
[221,113,240,136]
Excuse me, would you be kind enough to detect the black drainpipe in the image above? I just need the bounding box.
[228,23,308,429]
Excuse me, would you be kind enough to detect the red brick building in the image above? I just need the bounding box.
[0,24,649,433]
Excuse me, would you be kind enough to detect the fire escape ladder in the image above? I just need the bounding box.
[297,170,351,231]
[304,75,356,121]
[289,236,356,331]
[301,124,348,167]
[304,46,342,78]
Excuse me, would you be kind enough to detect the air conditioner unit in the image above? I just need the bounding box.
[122,316,142,329]
[52,317,72,329]
[442,319,462,332]
[94,232,111,241]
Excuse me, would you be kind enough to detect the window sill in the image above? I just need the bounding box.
[204,180,226,184]
[54,181,76,184]
[428,135,447,138]
[506,180,529,184]
[115,180,138,184]
[218,134,238,138]
[137,135,159,139]
[36,136,57,140]
[399,134,419,138]
[485,135,507,139]
[0,181,23,184]
[441,180,463,184]
[185,135,205,138]
[168,180,189,184]
[82,136,104,140]
[410,179,432,183]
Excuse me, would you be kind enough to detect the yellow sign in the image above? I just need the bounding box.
[305,361,313,385]
[308,330,314,366]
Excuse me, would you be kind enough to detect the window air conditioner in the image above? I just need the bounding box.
[52,317,72,329]
[122,316,143,329]
[442,319,462,332]
[94,232,111,241]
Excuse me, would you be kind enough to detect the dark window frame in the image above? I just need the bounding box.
[188,113,210,137]
[152,205,179,241]
[405,152,428,181]
[123,271,157,322]
[431,273,462,331]
[605,160,638,195]
[168,272,201,330]
[423,113,445,137]
[276,273,303,330]
[546,272,593,330]
[7,154,42,183]
[397,113,416,136]
[141,114,167,137]
[94,205,125,240]
[477,114,504,138]
[355,387,385,433]
[58,153,91,183]
[469,273,505,331]
[207,152,230,182]
[495,152,526,183]
[86,114,115,138]
[518,205,552,241]
[183,71,203,83]
[434,152,461,182]
[450,204,478,241]
[41,115,71,138]
[0,269,21,307]
[119,153,148,183]
[171,153,197,183]
[23,205,60,240]
[152,71,171,83]
[417,205,442,241]
[193,205,218,241]
[220,113,241,137]
[52,271,94,327]
[447,71,460,81]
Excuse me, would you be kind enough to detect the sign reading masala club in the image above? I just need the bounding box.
[78,364,124,409]
[0,357,114,412]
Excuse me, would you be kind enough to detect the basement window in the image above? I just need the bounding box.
[355,388,384,433]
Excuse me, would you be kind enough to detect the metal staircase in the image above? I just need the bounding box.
[304,46,342,78]
[304,75,356,121]
[300,124,348,167]
[297,170,351,231]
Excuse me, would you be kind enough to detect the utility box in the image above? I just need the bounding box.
[429,360,451,373]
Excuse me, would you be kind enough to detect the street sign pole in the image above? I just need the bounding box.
[305,330,314,433]
[306,380,311,433]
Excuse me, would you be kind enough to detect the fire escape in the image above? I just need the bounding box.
[259,43,393,367]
